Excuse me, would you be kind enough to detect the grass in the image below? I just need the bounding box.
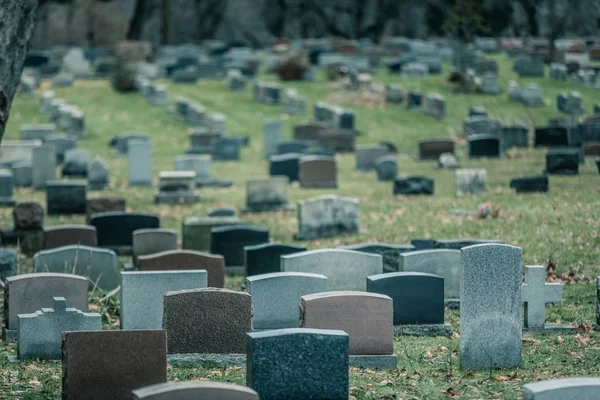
[0,55,599,399]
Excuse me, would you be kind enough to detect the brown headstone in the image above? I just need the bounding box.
[86,196,126,224]
[162,288,252,354]
[590,46,600,61]
[418,139,455,160]
[320,130,355,153]
[132,381,260,400]
[293,122,328,141]
[43,225,98,249]
[299,156,337,188]
[62,330,167,400]
[137,250,225,288]
[300,291,393,355]
[584,142,600,156]
[13,201,44,230]
[568,42,586,53]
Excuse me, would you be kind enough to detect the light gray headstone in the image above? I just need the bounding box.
[455,169,487,196]
[128,140,153,186]
[174,155,211,183]
[88,156,110,190]
[399,249,461,300]
[264,120,283,158]
[295,195,360,240]
[32,144,56,190]
[132,228,178,265]
[19,124,56,141]
[522,265,562,329]
[523,378,600,400]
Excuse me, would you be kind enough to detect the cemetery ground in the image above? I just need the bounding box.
[0,56,599,398]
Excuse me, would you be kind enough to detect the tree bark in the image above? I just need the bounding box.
[0,0,39,144]
[126,0,146,40]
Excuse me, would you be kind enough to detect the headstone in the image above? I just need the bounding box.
[299,156,337,188]
[521,84,544,107]
[355,145,388,171]
[43,225,98,249]
[0,170,16,206]
[460,244,523,370]
[277,140,308,155]
[435,239,503,249]
[213,137,241,161]
[18,297,101,360]
[133,382,259,400]
[111,134,149,156]
[546,149,579,175]
[245,243,306,277]
[393,176,434,195]
[88,156,110,190]
[208,206,236,217]
[468,134,501,158]
[61,149,90,178]
[455,169,487,196]
[438,153,459,169]
[264,120,283,158]
[62,330,167,400]
[269,153,301,182]
[515,58,544,77]
[481,72,500,94]
[128,140,153,186]
[338,242,415,273]
[210,225,269,273]
[411,239,436,250]
[418,139,455,160]
[46,181,87,215]
[295,195,360,240]
[247,329,349,400]
[86,196,126,224]
[499,126,529,150]
[45,135,75,164]
[510,176,549,193]
[90,212,160,255]
[0,249,17,280]
[31,145,56,190]
[163,288,252,355]
[375,156,397,181]
[247,272,328,329]
[535,127,570,147]
[33,244,118,291]
[182,216,240,252]
[523,378,600,400]
[243,177,293,212]
[281,249,382,291]
[3,273,88,341]
[121,270,207,329]
[11,161,33,188]
[154,171,200,204]
[300,291,397,369]
[132,229,178,265]
[138,250,225,288]
[406,90,422,109]
[463,116,500,136]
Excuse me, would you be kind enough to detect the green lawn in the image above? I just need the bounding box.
[0,55,599,399]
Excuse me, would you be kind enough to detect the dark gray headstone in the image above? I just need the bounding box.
[375,156,397,181]
[61,149,90,178]
[210,225,270,267]
[213,138,241,161]
[0,249,17,280]
[468,134,501,158]
[245,243,307,276]
[90,212,160,253]
[546,149,579,175]
[46,181,87,215]
[277,141,309,155]
[393,176,434,195]
[410,239,436,250]
[535,127,570,147]
[269,153,301,182]
[339,243,415,273]
[510,176,549,193]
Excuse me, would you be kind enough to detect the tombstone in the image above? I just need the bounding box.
[11,161,33,188]
[300,291,396,369]
[62,149,90,178]
[247,272,328,329]
[523,378,600,400]
[138,250,225,288]
[435,239,503,249]
[480,72,500,94]
[18,297,101,360]
[46,181,87,215]
[298,156,337,188]
[522,265,574,334]
[264,120,283,158]
[338,242,414,273]
[43,225,97,249]
[386,84,404,103]
[133,382,260,400]
[33,244,118,291]
[182,216,240,252]
[371,155,398,181]
[557,92,584,114]
[90,212,160,255]
[393,176,434,195]
[282,249,382,291]
[475,59,498,75]
[128,140,153,186]
[455,169,487,196]
[154,171,200,204]
[515,57,544,77]
[0,170,16,206]
[269,153,301,182]
[0,249,17,280]
[247,329,349,400]
[132,229,178,266]
[88,157,110,190]
[460,244,523,370]
[418,139,455,160]
[597,276,600,331]
[112,134,149,156]
[163,288,252,359]
[208,206,236,217]
[3,273,88,341]
[463,116,500,136]
[277,140,309,155]
[121,270,207,329]
[469,106,487,117]
[20,124,56,141]
[244,242,306,277]
[406,91,422,109]
[213,137,241,161]
[210,225,269,274]
[295,195,360,240]
[174,154,211,186]
[0,140,41,166]
[367,272,451,336]
[410,239,436,250]
[468,134,501,158]
[521,84,544,107]
[499,126,529,150]
[243,177,293,212]
[423,92,446,118]
[355,145,388,171]
[86,196,126,224]
[510,176,549,193]
[546,149,579,175]
[62,330,167,400]
[535,127,570,147]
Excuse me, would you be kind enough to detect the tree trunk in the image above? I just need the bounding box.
[161,0,169,45]
[126,0,146,40]
[0,0,38,144]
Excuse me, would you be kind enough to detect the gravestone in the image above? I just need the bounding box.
[282,249,382,291]
[338,242,415,273]
[43,225,97,249]
[375,156,397,181]
[182,216,240,252]
[133,382,259,400]
[245,243,306,276]
[277,140,308,155]
[62,149,90,178]
[90,212,160,255]
[0,170,16,206]
[18,297,101,360]
[300,291,397,369]
[299,156,337,188]
[367,272,451,336]
[499,126,529,150]
[247,329,349,400]
[464,116,500,136]
[11,161,33,188]
[455,169,487,196]
[523,378,600,400]
[3,273,88,341]
[247,272,328,329]
[264,120,283,158]
[208,206,236,217]
[269,153,301,182]
[111,134,149,156]
[154,171,200,204]
[438,153,459,169]
[138,250,225,288]
[469,106,487,117]
[213,137,241,161]
[510,176,549,193]
[418,139,455,160]
[522,265,574,334]
[393,176,434,195]
[468,134,501,158]
[32,145,56,189]
[62,330,167,400]
[46,181,87,215]
[128,140,153,186]
[210,225,269,274]
[460,244,523,370]
[20,124,56,141]
[295,195,360,240]
[411,239,436,250]
[521,84,544,107]
[88,157,110,190]
[514,57,544,77]
[399,249,461,306]
[355,145,388,171]
[121,270,207,329]
[243,177,293,212]
[0,249,17,280]
[163,288,252,357]
[33,245,118,291]
[86,196,126,224]
[546,149,579,175]
[132,229,178,266]
[435,239,503,249]
[535,127,570,147]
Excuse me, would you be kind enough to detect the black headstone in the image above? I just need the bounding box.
[339,243,415,272]
[468,106,487,117]
[211,225,269,266]
[468,134,501,158]
[269,153,301,182]
[277,141,309,155]
[434,239,504,249]
[406,91,422,109]
[46,182,87,216]
[578,122,600,143]
[534,127,569,147]
[393,176,434,195]
[244,243,307,276]
[90,212,160,250]
[367,272,444,325]
[510,176,549,193]
[545,149,579,175]
[410,239,436,250]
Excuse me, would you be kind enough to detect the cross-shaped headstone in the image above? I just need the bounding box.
[522,265,563,329]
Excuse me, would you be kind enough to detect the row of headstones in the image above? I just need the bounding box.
[382,85,447,117]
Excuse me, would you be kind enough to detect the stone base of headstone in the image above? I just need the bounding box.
[241,204,295,213]
[349,355,398,370]
[224,266,246,275]
[197,179,234,188]
[167,353,246,367]
[394,323,453,337]
[523,324,577,335]
[0,197,16,207]
[154,192,201,205]
[445,299,460,309]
